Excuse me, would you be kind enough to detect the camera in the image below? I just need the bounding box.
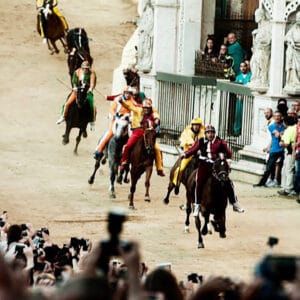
[187,273,203,284]
[257,255,299,282]
[15,244,25,255]
[97,209,132,273]
[267,236,279,248]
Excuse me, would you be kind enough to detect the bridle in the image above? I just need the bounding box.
[212,158,229,182]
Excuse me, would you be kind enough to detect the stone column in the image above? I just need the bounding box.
[268,0,286,97]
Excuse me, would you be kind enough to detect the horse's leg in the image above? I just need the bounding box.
[46,39,55,55]
[163,181,175,205]
[51,39,60,54]
[184,200,192,233]
[201,212,210,235]
[88,159,101,185]
[74,130,82,155]
[144,167,153,202]
[218,214,226,238]
[109,165,117,199]
[194,214,204,248]
[128,174,139,209]
[62,125,71,145]
[123,168,130,183]
[60,36,68,53]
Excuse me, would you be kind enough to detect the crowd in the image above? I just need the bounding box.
[253,99,300,204]
[1,210,299,300]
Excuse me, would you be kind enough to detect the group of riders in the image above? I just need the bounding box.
[44,0,244,213]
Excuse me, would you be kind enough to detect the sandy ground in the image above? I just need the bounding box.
[1,0,300,284]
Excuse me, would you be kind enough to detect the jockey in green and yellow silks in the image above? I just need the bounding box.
[56,61,97,130]
[36,0,68,42]
[172,118,205,194]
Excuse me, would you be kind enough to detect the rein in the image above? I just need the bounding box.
[211,160,229,182]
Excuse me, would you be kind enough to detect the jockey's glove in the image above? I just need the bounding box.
[72,87,78,92]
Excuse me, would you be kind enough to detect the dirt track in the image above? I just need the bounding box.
[1,0,300,284]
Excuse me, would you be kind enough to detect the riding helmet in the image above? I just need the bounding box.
[142,98,152,108]
[81,61,91,69]
[191,118,203,126]
[205,124,216,133]
[123,86,134,94]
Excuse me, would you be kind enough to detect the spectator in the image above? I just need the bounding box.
[226,32,246,76]
[218,44,235,80]
[201,36,218,62]
[277,116,296,196]
[233,62,252,136]
[291,100,300,114]
[293,114,300,204]
[277,98,289,118]
[253,111,285,187]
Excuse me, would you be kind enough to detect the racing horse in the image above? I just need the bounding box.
[123,67,140,88]
[185,156,230,248]
[163,155,198,205]
[88,114,130,198]
[117,125,157,209]
[37,3,68,54]
[66,28,93,84]
[62,82,92,154]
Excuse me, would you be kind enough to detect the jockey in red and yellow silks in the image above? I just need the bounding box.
[56,61,96,129]
[37,0,68,42]
[118,98,165,177]
[93,86,136,161]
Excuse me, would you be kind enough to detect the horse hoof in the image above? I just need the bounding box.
[163,198,169,205]
[116,176,122,184]
[220,232,226,238]
[83,131,87,138]
[198,242,205,249]
[88,177,94,185]
[109,193,116,199]
[184,226,190,233]
[62,139,69,145]
[128,205,135,210]
[101,158,107,165]
[123,178,130,184]
[144,196,151,202]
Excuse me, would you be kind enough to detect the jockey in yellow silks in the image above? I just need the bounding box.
[172,118,205,194]
[36,0,68,43]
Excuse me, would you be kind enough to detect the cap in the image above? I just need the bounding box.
[205,124,216,133]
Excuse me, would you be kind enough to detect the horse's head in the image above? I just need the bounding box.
[41,3,53,20]
[76,81,89,108]
[113,114,130,139]
[212,157,230,182]
[143,128,157,155]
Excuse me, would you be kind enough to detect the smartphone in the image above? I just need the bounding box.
[15,245,25,255]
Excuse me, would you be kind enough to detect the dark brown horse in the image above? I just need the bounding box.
[117,127,157,209]
[123,67,140,88]
[37,5,68,54]
[185,157,230,248]
[66,28,93,85]
[62,82,92,154]
[163,155,198,205]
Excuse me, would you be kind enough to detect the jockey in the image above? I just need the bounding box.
[36,0,69,43]
[172,118,205,195]
[93,86,136,161]
[181,125,244,215]
[56,61,96,130]
[118,98,165,177]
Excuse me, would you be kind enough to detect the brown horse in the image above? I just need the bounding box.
[163,155,198,205]
[185,157,230,248]
[117,127,157,209]
[37,5,68,54]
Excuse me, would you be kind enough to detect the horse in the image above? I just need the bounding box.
[163,155,198,205]
[37,4,68,54]
[62,82,92,154]
[185,157,230,248]
[66,28,93,84]
[117,126,157,209]
[123,67,140,88]
[88,114,130,198]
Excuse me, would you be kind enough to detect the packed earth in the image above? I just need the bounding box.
[1,0,300,284]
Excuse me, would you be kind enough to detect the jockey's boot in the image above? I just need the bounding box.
[193,203,200,216]
[233,202,245,213]
[157,170,165,177]
[43,38,47,44]
[94,151,103,161]
[56,116,65,124]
